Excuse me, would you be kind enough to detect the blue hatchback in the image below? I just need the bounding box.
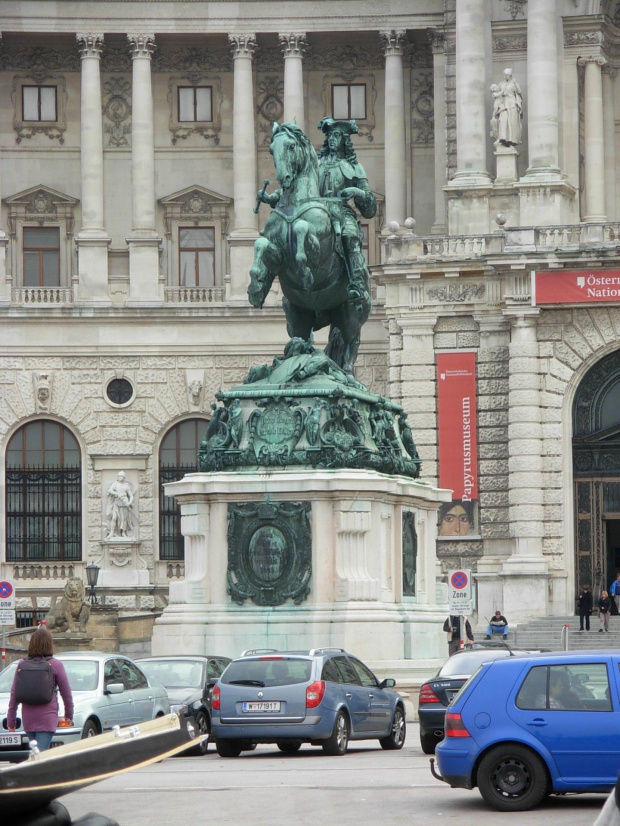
[434,650,620,811]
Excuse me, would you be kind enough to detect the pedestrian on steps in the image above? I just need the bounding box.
[577,584,593,632]
[598,590,612,633]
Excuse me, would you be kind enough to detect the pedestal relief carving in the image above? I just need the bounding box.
[103,77,132,148]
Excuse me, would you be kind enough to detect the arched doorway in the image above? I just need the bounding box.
[573,349,620,596]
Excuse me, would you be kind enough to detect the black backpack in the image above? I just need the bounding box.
[14,657,55,705]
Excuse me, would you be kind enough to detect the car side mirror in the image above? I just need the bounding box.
[105,682,125,695]
[379,678,396,689]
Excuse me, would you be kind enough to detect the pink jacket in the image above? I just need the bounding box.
[7,657,74,733]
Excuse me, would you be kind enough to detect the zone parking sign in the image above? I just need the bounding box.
[448,569,472,615]
[0,579,16,625]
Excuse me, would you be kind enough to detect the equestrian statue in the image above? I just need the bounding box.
[249,118,376,375]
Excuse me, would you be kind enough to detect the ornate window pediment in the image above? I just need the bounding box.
[159,186,231,298]
[167,75,223,145]
[11,75,68,144]
[3,185,78,301]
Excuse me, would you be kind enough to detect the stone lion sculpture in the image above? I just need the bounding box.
[46,577,90,633]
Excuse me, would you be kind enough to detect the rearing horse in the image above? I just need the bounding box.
[248,122,370,374]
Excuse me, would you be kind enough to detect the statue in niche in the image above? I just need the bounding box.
[490,68,523,147]
[106,471,138,539]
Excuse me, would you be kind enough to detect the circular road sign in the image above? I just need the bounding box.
[0,581,13,599]
[450,571,469,591]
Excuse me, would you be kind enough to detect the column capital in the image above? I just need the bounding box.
[380,30,406,57]
[229,33,257,59]
[577,55,607,68]
[76,33,104,59]
[602,63,618,78]
[279,33,307,58]
[427,28,445,55]
[127,34,156,59]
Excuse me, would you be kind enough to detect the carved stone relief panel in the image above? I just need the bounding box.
[152,45,232,76]
[256,74,284,146]
[0,45,80,76]
[411,70,434,144]
[102,76,131,148]
[306,43,383,73]
[402,511,417,597]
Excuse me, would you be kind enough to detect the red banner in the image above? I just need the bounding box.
[535,269,620,305]
[436,352,478,502]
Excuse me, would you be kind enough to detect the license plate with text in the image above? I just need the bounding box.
[242,701,281,712]
[0,733,22,746]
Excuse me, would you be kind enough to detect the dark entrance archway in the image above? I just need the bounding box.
[573,349,620,598]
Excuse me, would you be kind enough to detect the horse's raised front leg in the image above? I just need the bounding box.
[249,236,281,308]
[292,219,319,292]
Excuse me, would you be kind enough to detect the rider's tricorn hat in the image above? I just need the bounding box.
[318,117,359,136]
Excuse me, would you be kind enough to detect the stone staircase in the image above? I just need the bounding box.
[474,615,620,652]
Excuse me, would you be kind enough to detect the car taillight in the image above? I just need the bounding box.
[306,680,326,708]
[212,684,221,711]
[419,683,441,704]
[444,712,471,738]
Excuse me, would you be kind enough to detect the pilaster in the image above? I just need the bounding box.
[603,65,617,222]
[428,29,447,234]
[579,55,607,223]
[380,30,407,229]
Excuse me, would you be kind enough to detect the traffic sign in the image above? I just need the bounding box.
[448,569,473,615]
[0,580,16,626]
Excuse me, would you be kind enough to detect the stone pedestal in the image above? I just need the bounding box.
[445,182,492,235]
[152,469,450,665]
[98,539,149,587]
[494,144,519,183]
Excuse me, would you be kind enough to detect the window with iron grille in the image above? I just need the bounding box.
[6,421,81,562]
[159,419,208,560]
[16,609,48,629]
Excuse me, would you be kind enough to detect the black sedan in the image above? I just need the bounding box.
[137,654,231,755]
[418,643,529,754]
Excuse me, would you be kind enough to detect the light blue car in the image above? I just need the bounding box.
[0,651,170,762]
[210,647,405,757]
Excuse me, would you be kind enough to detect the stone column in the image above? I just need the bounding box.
[603,65,617,222]
[0,35,8,304]
[75,33,111,304]
[228,34,258,301]
[502,311,548,622]
[524,0,560,176]
[279,33,306,129]
[126,34,161,305]
[453,0,490,183]
[428,29,447,234]
[579,55,607,223]
[381,30,407,229]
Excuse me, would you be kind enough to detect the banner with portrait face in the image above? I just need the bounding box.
[436,352,478,538]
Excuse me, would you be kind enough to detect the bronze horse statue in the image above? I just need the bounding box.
[248,122,371,374]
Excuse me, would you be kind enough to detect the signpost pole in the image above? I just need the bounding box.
[1,624,5,671]
[459,615,464,651]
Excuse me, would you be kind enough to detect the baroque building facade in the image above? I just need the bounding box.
[1,0,620,645]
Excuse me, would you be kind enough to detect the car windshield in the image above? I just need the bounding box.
[221,657,312,687]
[139,660,203,689]
[439,650,512,677]
[0,662,17,692]
[62,660,99,691]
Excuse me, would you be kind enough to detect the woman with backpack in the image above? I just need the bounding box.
[7,624,73,750]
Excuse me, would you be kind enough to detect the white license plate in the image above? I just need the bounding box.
[242,701,281,713]
[0,733,22,747]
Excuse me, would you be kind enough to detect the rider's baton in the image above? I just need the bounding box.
[254,179,270,214]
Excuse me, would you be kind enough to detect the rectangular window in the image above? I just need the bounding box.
[178,86,212,122]
[179,227,215,288]
[22,86,57,122]
[332,84,366,120]
[23,227,60,287]
[516,663,612,711]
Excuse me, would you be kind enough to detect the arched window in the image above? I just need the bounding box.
[6,421,81,561]
[159,419,207,560]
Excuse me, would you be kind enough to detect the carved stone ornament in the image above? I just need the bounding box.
[152,45,232,75]
[227,502,312,606]
[102,77,131,148]
[229,34,257,59]
[279,33,307,58]
[159,185,231,238]
[188,378,203,406]
[76,33,105,59]
[101,45,132,74]
[380,30,406,57]
[411,71,434,144]
[402,511,417,597]
[426,284,486,303]
[501,0,527,19]
[305,44,383,73]
[0,45,80,78]
[108,545,133,567]
[127,34,156,59]
[257,75,284,145]
[34,371,52,414]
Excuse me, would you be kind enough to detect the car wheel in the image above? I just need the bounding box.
[277,741,302,754]
[81,719,99,739]
[215,739,243,758]
[477,745,549,812]
[322,711,349,756]
[186,710,210,756]
[379,707,406,750]
[420,731,439,755]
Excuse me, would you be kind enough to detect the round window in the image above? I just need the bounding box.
[106,378,134,407]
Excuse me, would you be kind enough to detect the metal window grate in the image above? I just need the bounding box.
[159,464,196,560]
[6,466,81,562]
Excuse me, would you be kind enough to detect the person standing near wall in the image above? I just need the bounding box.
[577,584,593,632]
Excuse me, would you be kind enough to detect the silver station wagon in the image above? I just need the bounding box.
[210,648,406,757]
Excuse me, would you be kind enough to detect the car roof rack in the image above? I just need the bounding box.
[309,647,346,656]
[240,648,279,657]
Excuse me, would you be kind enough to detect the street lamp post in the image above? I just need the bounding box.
[85,563,100,605]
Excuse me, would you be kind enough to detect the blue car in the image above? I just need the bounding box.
[210,648,406,757]
[433,650,620,811]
